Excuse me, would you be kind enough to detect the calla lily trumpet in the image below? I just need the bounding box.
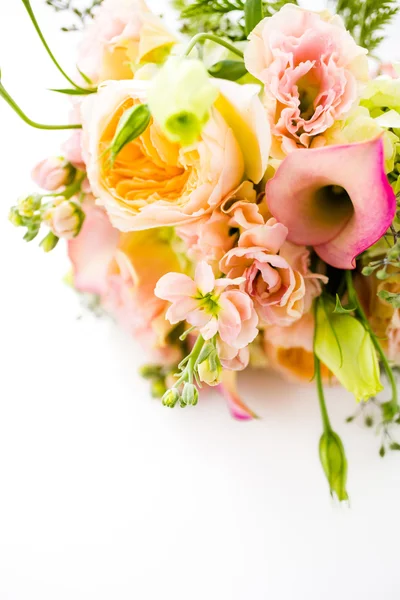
[266,138,396,269]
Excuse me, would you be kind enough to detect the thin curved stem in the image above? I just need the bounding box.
[0,83,81,130]
[183,33,244,59]
[314,299,332,433]
[21,0,95,93]
[345,270,398,409]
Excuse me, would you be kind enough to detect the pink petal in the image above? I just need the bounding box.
[194,261,215,295]
[266,138,396,269]
[68,201,119,296]
[217,370,258,421]
[165,296,199,324]
[218,294,242,344]
[155,273,197,301]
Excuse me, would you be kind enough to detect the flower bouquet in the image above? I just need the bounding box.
[4,0,400,500]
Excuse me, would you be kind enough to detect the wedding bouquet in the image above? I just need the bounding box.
[4,0,400,500]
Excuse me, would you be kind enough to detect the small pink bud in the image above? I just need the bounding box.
[32,157,74,191]
[44,199,84,240]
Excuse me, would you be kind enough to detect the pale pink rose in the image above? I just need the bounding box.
[220,220,306,326]
[78,0,178,84]
[32,157,71,191]
[245,5,369,156]
[264,313,331,382]
[155,261,259,349]
[68,200,183,365]
[81,79,269,231]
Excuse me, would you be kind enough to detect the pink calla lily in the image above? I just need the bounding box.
[266,138,396,269]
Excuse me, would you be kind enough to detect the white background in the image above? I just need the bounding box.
[0,2,400,599]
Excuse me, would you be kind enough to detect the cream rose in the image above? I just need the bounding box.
[81,79,270,231]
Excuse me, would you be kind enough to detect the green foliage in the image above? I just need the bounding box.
[335,0,399,52]
[174,0,298,41]
[45,0,103,31]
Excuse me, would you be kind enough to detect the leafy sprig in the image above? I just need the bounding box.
[335,0,399,52]
[45,0,103,31]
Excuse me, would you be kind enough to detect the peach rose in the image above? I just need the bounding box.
[82,79,269,231]
[78,0,178,84]
[245,5,369,157]
[68,200,183,364]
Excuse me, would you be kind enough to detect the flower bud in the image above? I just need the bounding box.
[32,157,75,191]
[9,206,23,227]
[198,348,222,386]
[181,382,199,406]
[44,199,84,240]
[40,231,59,253]
[315,298,383,402]
[148,57,218,146]
[17,194,42,218]
[151,379,167,399]
[319,430,349,502]
[162,387,180,408]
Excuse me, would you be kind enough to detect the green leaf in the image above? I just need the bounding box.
[50,87,92,95]
[208,59,248,81]
[379,445,386,458]
[76,66,93,85]
[106,104,151,167]
[245,0,263,36]
[333,294,356,314]
[335,0,399,53]
[389,442,400,451]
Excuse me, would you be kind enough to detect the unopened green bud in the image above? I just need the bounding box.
[107,103,151,167]
[376,267,389,280]
[181,382,199,406]
[151,379,167,399]
[148,57,218,146]
[162,387,180,408]
[40,231,59,252]
[139,364,163,380]
[197,348,222,386]
[361,265,376,276]
[9,206,23,227]
[17,194,42,218]
[319,430,349,502]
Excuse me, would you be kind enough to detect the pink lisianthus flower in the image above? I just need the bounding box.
[176,181,264,273]
[155,261,259,351]
[220,219,306,326]
[244,5,369,157]
[266,137,396,269]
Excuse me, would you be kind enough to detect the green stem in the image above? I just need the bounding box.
[175,334,205,386]
[183,33,244,59]
[313,298,332,433]
[21,0,95,93]
[0,83,81,130]
[345,270,398,408]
